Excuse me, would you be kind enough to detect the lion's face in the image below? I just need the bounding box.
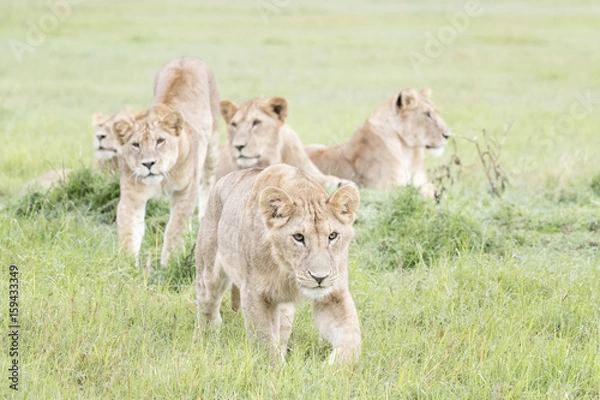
[113,105,183,185]
[259,183,359,299]
[92,111,130,161]
[393,88,450,156]
[220,97,288,169]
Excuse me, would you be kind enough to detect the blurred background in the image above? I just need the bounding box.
[1,0,599,194]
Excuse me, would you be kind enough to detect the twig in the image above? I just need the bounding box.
[452,122,512,198]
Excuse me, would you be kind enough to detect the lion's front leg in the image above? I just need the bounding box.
[161,185,198,266]
[413,165,438,199]
[418,182,438,199]
[241,290,283,361]
[313,289,361,364]
[278,303,295,355]
[117,189,147,261]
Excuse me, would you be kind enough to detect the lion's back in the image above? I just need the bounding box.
[153,57,219,135]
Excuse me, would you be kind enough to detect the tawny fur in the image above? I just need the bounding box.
[113,57,220,266]
[216,96,353,310]
[196,164,361,364]
[22,168,71,191]
[216,96,350,189]
[92,110,134,173]
[21,111,131,193]
[305,88,451,198]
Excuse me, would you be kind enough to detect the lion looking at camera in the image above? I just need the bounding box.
[196,164,361,364]
[112,57,220,266]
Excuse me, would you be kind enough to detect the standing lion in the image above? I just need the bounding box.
[196,164,361,363]
[112,57,220,266]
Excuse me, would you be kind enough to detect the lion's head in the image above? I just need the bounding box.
[220,97,288,169]
[113,104,185,185]
[258,173,359,299]
[92,110,131,161]
[391,88,450,156]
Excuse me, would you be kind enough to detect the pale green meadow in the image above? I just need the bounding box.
[1,0,600,398]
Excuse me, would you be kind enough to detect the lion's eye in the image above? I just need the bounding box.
[157,138,165,146]
[328,232,338,241]
[292,233,305,243]
[231,122,237,128]
[425,112,432,119]
[132,142,140,149]
[252,119,261,127]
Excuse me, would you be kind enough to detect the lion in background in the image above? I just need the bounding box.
[21,110,132,191]
[196,164,361,364]
[112,57,220,266]
[216,96,350,189]
[92,109,134,173]
[306,88,451,198]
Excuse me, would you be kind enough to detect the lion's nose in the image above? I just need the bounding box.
[96,134,106,141]
[308,271,330,285]
[234,144,246,152]
[442,132,451,139]
[142,161,156,170]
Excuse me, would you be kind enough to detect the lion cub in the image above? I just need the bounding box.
[306,88,451,198]
[196,164,361,363]
[112,57,220,266]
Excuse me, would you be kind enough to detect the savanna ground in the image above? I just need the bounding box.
[1,0,600,398]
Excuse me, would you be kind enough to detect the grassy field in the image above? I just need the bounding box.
[1,0,600,398]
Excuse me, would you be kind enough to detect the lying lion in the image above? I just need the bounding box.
[21,110,132,191]
[21,168,71,191]
[112,57,220,266]
[305,88,451,198]
[196,164,361,364]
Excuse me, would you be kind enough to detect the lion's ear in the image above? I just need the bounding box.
[259,186,295,229]
[264,97,288,122]
[161,111,184,136]
[220,100,239,124]
[328,184,360,225]
[396,88,419,109]
[113,119,134,145]
[92,112,104,127]
[420,88,432,98]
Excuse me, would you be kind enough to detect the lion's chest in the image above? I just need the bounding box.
[372,141,422,188]
[256,268,300,304]
[219,243,301,304]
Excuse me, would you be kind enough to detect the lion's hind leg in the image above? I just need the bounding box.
[196,183,228,329]
[197,255,230,329]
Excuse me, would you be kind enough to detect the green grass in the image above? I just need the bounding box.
[356,188,507,270]
[2,0,600,398]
